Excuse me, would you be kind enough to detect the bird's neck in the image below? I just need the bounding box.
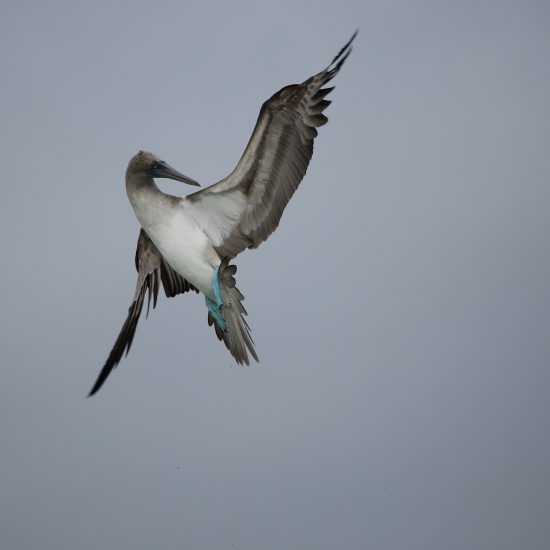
[126,173,179,230]
[125,171,157,195]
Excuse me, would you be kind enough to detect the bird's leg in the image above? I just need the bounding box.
[212,265,223,308]
[205,265,227,331]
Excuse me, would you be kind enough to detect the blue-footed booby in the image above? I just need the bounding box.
[89,32,356,395]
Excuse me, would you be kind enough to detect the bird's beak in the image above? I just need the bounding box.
[152,161,201,186]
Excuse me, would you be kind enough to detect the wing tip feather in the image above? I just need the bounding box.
[327,30,358,71]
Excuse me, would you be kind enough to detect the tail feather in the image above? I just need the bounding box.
[208,258,259,365]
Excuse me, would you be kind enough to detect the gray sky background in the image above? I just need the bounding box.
[1,1,549,549]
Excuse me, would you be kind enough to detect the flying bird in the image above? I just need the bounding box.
[89,32,356,395]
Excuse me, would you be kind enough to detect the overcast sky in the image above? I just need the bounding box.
[1,1,549,549]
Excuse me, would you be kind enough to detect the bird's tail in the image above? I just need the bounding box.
[206,258,259,365]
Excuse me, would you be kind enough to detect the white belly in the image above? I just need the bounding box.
[133,198,220,299]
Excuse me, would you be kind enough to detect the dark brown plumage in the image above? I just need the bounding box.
[89,230,197,396]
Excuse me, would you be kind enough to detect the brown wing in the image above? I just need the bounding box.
[185,31,357,259]
[88,229,198,396]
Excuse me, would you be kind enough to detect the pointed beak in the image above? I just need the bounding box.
[152,161,200,186]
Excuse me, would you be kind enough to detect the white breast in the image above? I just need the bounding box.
[130,189,220,299]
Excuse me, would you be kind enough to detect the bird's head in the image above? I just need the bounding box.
[126,150,200,186]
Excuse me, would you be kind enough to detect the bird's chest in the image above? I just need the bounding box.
[130,192,218,296]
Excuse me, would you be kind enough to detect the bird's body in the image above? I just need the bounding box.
[89,32,357,395]
[128,181,219,299]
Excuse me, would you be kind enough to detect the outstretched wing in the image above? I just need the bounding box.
[184,31,357,259]
[89,229,198,396]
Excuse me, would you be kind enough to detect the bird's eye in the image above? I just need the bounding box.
[152,162,160,170]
